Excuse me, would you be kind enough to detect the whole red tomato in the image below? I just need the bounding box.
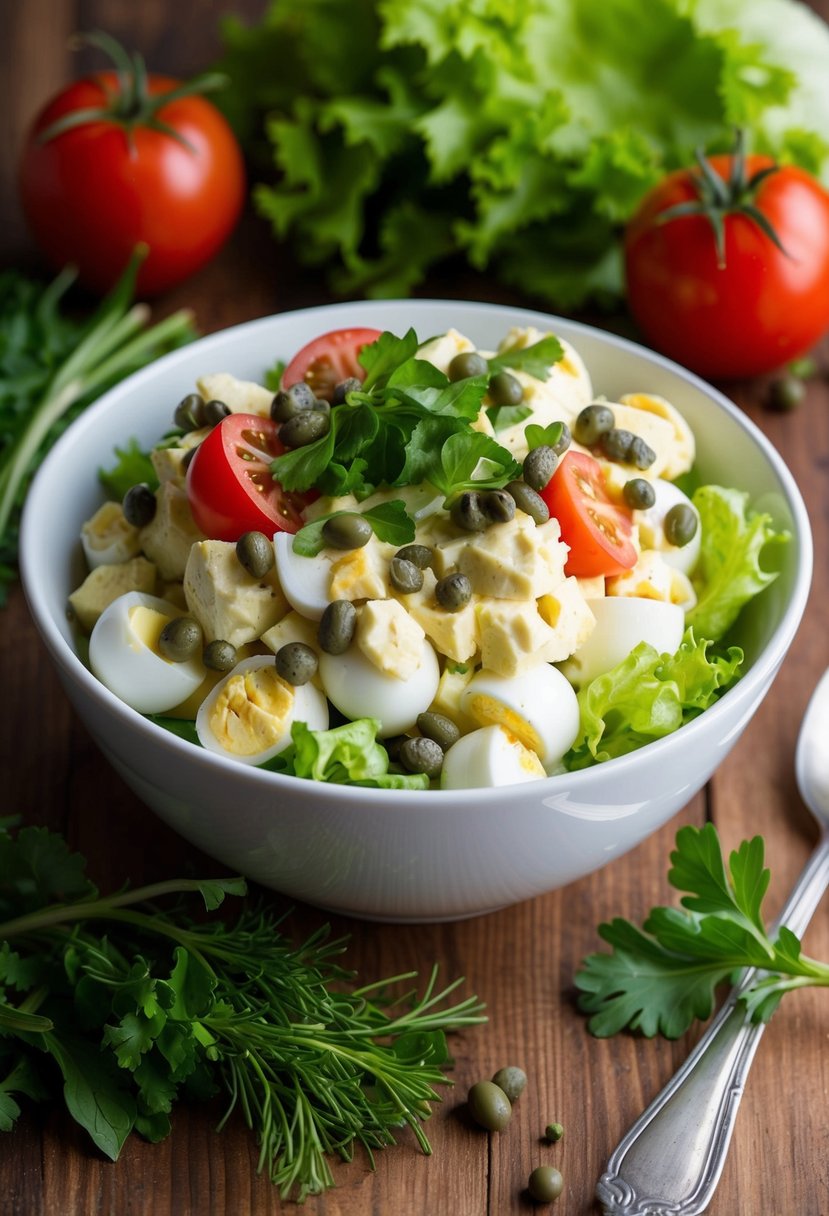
[18,35,245,297]
[624,141,829,379]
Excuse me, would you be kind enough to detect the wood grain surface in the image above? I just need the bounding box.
[3,3,829,1214]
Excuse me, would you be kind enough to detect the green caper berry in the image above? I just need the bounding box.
[158,616,203,663]
[505,480,550,525]
[416,711,460,751]
[270,382,315,423]
[435,572,472,612]
[664,502,698,547]
[201,398,230,427]
[622,478,656,510]
[389,556,424,594]
[769,375,806,412]
[274,642,318,686]
[574,403,615,446]
[318,599,357,654]
[279,409,330,448]
[321,513,372,550]
[448,350,489,381]
[203,639,238,672]
[599,426,635,463]
[527,1165,563,1203]
[122,483,157,528]
[236,531,275,579]
[399,735,444,778]
[332,376,362,405]
[450,491,488,533]
[491,1065,527,1104]
[523,444,558,491]
[628,434,657,469]
[552,421,572,457]
[488,370,523,406]
[467,1081,512,1132]
[173,393,204,431]
[481,488,516,524]
[311,397,331,414]
[396,543,433,570]
[383,735,409,762]
[545,1122,564,1143]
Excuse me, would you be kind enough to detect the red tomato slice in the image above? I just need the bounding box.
[186,414,311,541]
[541,451,637,578]
[282,327,382,401]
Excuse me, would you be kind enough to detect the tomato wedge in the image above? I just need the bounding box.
[541,451,637,577]
[282,327,382,402]
[186,414,312,541]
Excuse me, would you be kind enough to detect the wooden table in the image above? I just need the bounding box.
[3,4,829,1213]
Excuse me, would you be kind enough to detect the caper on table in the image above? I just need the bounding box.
[158,616,203,663]
[318,599,357,654]
[491,1065,527,1104]
[435,572,472,612]
[448,350,489,381]
[505,480,550,524]
[488,369,523,406]
[467,1080,512,1132]
[321,513,372,550]
[122,483,156,528]
[236,530,275,579]
[275,642,318,686]
[623,477,656,510]
[527,1165,564,1203]
[523,444,558,491]
[545,1121,564,1143]
[574,402,614,446]
[664,502,698,547]
[203,639,238,672]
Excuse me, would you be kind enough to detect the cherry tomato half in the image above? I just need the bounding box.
[186,414,311,542]
[282,327,382,401]
[542,451,636,578]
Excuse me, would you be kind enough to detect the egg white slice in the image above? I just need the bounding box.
[318,637,440,736]
[196,654,328,765]
[460,663,580,769]
[559,596,685,688]
[89,591,206,714]
[81,501,141,568]
[637,480,701,574]
[273,531,332,620]
[440,725,546,789]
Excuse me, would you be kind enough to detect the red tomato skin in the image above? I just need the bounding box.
[19,73,245,296]
[625,156,829,379]
[282,328,382,400]
[186,415,309,542]
[541,451,636,578]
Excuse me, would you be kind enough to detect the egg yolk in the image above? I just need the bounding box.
[128,605,172,656]
[465,693,544,760]
[208,667,294,756]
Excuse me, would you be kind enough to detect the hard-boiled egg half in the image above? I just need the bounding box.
[459,663,580,770]
[89,591,206,714]
[441,724,547,789]
[559,596,685,688]
[318,637,440,737]
[196,654,328,765]
[273,532,332,620]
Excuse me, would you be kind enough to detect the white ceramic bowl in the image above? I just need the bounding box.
[20,301,812,922]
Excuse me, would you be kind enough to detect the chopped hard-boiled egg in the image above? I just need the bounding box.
[460,664,580,769]
[196,655,328,764]
[81,501,141,569]
[440,725,546,789]
[559,596,685,688]
[89,591,206,714]
[273,532,332,620]
[318,636,440,736]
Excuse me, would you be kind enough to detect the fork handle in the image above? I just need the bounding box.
[596,832,829,1216]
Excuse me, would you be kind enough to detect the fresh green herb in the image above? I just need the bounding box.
[524,420,567,453]
[486,404,532,432]
[98,438,159,500]
[263,357,287,391]
[292,499,415,556]
[0,821,483,1197]
[0,257,194,604]
[575,823,829,1039]
[487,336,563,380]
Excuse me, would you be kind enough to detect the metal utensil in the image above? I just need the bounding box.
[596,668,829,1216]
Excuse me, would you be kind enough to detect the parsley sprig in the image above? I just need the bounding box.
[0,821,484,1199]
[575,824,829,1039]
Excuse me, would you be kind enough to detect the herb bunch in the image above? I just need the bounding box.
[0,822,485,1199]
[576,824,829,1039]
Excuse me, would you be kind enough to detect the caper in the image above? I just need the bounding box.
[399,736,444,778]
[488,370,523,406]
[318,599,357,654]
[574,402,615,446]
[768,375,806,412]
[173,392,204,431]
[523,445,558,491]
[311,397,331,414]
[467,1080,512,1132]
[623,477,656,510]
[491,1065,527,1104]
[201,398,231,427]
[505,480,550,525]
[628,434,657,469]
[527,1165,563,1203]
[450,491,488,533]
[279,409,330,448]
[275,642,318,686]
[396,543,433,570]
[389,556,424,594]
[321,512,372,550]
[158,616,203,662]
[203,639,238,672]
[332,376,363,405]
[383,735,409,762]
[236,530,275,579]
[270,381,316,422]
[598,426,635,462]
[435,572,472,612]
[481,488,515,524]
[551,421,572,457]
[664,502,698,547]
[448,350,489,381]
[545,1122,564,1143]
[122,483,157,528]
[416,711,460,751]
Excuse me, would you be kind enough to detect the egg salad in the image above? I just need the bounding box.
[70,324,786,790]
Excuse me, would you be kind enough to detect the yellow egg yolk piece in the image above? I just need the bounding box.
[465,693,544,760]
[208,666,294,757]
[128,604,172,657]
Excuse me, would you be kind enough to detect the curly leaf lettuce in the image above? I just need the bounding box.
[273,718,429,789]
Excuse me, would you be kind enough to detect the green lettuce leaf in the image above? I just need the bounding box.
[286,718,429,789]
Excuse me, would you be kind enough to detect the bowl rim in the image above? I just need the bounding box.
[20,297,814,808]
